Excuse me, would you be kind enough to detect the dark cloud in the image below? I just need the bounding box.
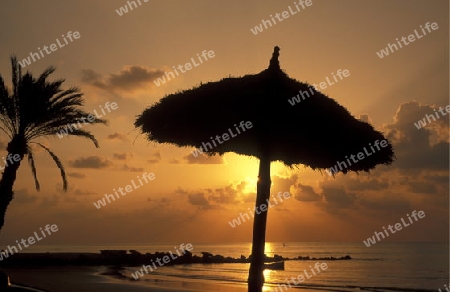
[320,183,356,209]
[188,193,209,206]
[40,195,59,207]
[67,172,86,179]
[358,193,412,216]
[121,164,144,172]
[13,189,38,204]
[73,189,97,196]
[174,187,189,196]
[384,101,449,171]
[181,181,254,209]
[425,174,450,184]
[208,185,240,204]
[293,183,321,202]
[344,177,389,191]
[81,66,164,92]
[113,153,128,160]
[69,156,112,169]
[271,175,296,195]
[80,69,105,89]
[147,151,161,164]
[183,153,224,164]
[408,181,437,194]
[107,132,128,142]
[159,197,171,206]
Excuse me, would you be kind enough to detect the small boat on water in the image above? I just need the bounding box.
[264,261,285,270]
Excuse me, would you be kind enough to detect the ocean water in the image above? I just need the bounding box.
[27,242,449,291]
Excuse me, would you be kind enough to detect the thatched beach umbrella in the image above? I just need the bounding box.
[135,47,394,292]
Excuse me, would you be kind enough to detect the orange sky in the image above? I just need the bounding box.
[0,0,448,246]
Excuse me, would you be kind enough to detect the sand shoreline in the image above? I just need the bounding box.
[4,266,250,292]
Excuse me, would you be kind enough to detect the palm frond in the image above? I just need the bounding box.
[27,146,40,191]
[63,129,102,148]
[33,142,68,192]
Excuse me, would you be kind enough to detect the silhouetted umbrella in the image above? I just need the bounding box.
[135,47,394,292]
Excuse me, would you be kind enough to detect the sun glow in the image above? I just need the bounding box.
[263,242,275,287]
[243,176,258,194]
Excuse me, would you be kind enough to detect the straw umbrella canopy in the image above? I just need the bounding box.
[135,47,394,292]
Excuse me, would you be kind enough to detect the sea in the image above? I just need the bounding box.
[25,242,449,292]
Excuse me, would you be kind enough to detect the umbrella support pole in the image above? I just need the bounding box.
[248,155,271,292]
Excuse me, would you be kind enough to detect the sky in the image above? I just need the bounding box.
[0,0,448,246]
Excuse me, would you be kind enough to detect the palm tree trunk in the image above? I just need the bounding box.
[0,152,23,232]
[248,155,271,292]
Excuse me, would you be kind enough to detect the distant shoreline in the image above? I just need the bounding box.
[0,250,351,267]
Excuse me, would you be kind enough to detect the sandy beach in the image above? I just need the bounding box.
[5,266,250,292]
[0,252,355,292]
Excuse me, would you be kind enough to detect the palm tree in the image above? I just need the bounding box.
[0,56,106,232]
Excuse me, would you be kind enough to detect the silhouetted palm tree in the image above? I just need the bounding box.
[135,47,394,292]
[0,56,106,232]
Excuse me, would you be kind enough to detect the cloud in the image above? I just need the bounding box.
[342,176,389,191]
[183,153,224,164]
[147,151,161,164]
[271,175,297,196]
[173,180,259,211]
[169,159,181,164]
[188,193,209,206]
[55,183,96,198]
[155,197,171,207]
[40,195,59,207]
[384,101,449,171]
[408,181,437,194]
[81,65,164,93]
[13,189,38,204]
[320,182,357,210]
[113,153,128,160]
[174,187,189,196]
[208,185,241,205]
[107,132,128,142]
[358,193,412,216]
[121,164,144,172]
[293,183,322,201]
[69,156,112,169]
[67,172,86,179]
[73,189,97,196]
